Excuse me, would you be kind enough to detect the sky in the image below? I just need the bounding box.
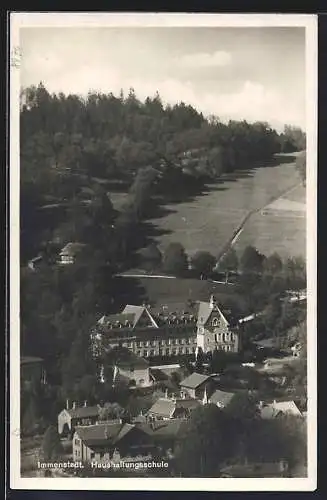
[20,27,306,131]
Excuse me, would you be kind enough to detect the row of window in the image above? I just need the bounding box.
[121,337,197,349]
[214,332,235,342]
[137,346,196,357]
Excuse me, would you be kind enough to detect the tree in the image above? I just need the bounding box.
[218,248,238,283]
[162,242,188,276]
[42,425,63,461]
[191,251,216,277]
[98,402,124,421]
[263,252,283,276]
[138,243,162,271]
[240,245,264,275]
[195,346,205,373]
[174,404,238,477]
[224,392,259,420]
[209,348,229,373]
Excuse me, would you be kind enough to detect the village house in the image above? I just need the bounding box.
[58,401,101,436]
[146,392,201,421]
[72,419,185,464]
[108,346,153,387]
[58,242,88,265]
[179,372,214,400]
[20,356,46,386]
[91,296,242,361]
[259,399,303,419]
[206,388,236,408]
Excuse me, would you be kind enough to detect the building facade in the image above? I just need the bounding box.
[91,297,242,361]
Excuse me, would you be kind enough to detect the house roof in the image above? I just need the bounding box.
[122,304,158,328]
[147,398,176,418]
[209,389,235,406]
[66,405,100,420]
[180,372,211,389]
[197,300,229,327]
[60,242,87,256]
[136,419,185,440]
[75,422,130,447]
[75,419,184,448]
[108,346,149,369]
[260,400,302,419]
[21,356,44,365]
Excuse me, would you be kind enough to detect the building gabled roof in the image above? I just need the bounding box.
[109,346,149,370]
[209,389,235,407]
[147,397,201,418]
[75,422,131,447]
[147,398,176,418]
[260,400,302,419]
[122,304,158,328]
[136,419,185,440]
[197,300,229,327]
[180,372,211,389]
[66,406,100,420]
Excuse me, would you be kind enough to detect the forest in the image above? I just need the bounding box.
[19,83,306,436]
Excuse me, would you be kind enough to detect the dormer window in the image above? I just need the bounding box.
[212,317,219,327]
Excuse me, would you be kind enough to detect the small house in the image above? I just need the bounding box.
[179,372,213,400]
[58,242,88,265]
[208,389,236,409]
[147,395,200,421]
[109,347,153,387]
[58,401,100,436]
[259,400,302,419]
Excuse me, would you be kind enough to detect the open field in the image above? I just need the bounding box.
[145,155,304,259]
[234,183,306,258]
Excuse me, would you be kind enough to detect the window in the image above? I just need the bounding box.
[165,348,170,356]
[74,438,79,446]
[214,334,217,342]
[90,452,95,459]
[158,340,163,346]
[137,350,141,356]
[136,341,141,347]
[212,317,219,327]
[186,338,190,345]
[178,347,183,354]
[159,349,163,356]
[230,333,234,342]
[172,339,177,345]
[192,347,196,353]
[198,327,204,334]
[143,350,148,357]
[128,342,133,348]
[179,339,183,344]
[150,340,155,346]
[142,341,147,347]
[172,348,177,355]
[150,349,155,356]
[185,348,189,354]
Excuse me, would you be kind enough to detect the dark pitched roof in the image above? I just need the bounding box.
[209,389,235,406]
[66,406,100,420]
[75,422,131,447]
[180,372,211,389]
[21,356,44,365]
[109,347,149,369]
[136,419,185,440]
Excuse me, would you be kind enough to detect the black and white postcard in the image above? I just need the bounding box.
[9,12,317,491]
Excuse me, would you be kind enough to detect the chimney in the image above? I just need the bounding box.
[72,401,76,409]
[209,295,216,309]
[84,400,87,407]
[66,399,69,410]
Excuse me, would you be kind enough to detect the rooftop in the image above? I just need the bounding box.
[180,372,212,389]
[209,389,235,406]
[66,405,100,420]
[260,400,302,419]
[60,242,87,256]
[107,346,149,369]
